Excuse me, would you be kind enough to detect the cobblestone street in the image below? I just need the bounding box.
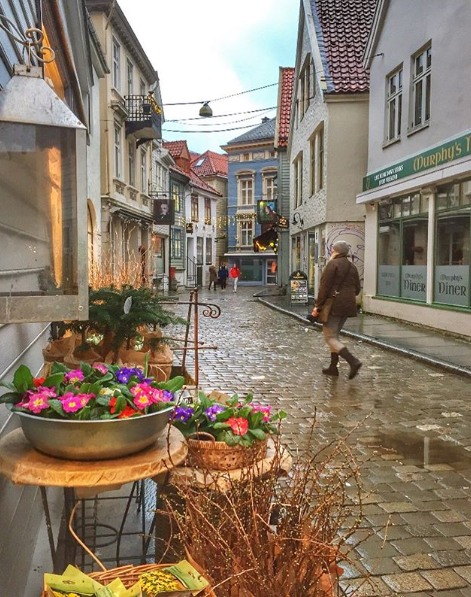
[176,287,471,596]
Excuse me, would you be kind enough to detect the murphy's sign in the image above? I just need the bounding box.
[363,131,471,191]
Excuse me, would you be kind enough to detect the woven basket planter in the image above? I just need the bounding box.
[87,563,216,596]
[187,432,268,471]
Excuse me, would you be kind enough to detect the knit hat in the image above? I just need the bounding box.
[332,241,350,256]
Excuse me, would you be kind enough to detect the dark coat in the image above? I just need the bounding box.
[315,255,361,318]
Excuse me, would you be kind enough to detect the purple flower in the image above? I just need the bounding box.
[173,406,194,423]
[205,404,225,422]
[115,367,144,384]
[64,369,85,384]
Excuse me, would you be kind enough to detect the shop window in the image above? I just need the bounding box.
[435,215,470,306]
[377,222,401,297]
[171,228,182,260]
[402,219,427,300]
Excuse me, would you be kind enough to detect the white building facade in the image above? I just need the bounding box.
[357,0,471,337]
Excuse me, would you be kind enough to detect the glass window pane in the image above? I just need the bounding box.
[462,180,471,206]
[0,123,77,296]
[377,221,401,296]
[410,193,421,215]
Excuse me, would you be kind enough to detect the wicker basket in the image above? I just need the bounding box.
[88,563,216,595]
[186,433,268,471]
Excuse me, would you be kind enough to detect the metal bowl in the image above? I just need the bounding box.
[9,406,175,460]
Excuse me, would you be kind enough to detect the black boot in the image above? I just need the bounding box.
[322,353,339,376]
[339,347,362,379]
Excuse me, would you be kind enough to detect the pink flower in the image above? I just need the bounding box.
[92,363,108,374]
[64,369,85,384]
[251,404,271,422]
[227,417,249,436]
[61,392,91,413]
[130,383,153,410]
[25,395,50,414]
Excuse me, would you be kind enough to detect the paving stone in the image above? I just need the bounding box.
[340,576,393,596]
[390,537,433,556]
[432,509,468,522]
[420,568,468,590]
[424,536,464,551]
[455,565,471,583]
[382,572,433,592]
[379,501,419,513]
[432,549,471,566]
[393,553,439,571]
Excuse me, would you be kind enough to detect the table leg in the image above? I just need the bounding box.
[39,486,58,571]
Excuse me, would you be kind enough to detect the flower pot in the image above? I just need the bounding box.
[9,405,175,460]
[42,334,76,363]
[186,433,268,471]
[64,345,102,368]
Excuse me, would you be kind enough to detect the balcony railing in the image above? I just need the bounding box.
[125,95,162,143]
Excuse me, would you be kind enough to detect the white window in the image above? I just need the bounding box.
[298,55,312,119]
[263,174,276,201]
[140,150,147,193]
[239,219,253,246]
[114,124,122,179]
[386,67,402,142]
[127,59,134,96]
[411,45,431,129]
[128,142,135,187]
[293,153,303,207]
[112,37,121,90]
[238,176,253,206]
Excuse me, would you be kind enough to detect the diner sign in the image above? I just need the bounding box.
[363,130,471,191]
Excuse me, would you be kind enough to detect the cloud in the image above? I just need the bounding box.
[116,0,298,152]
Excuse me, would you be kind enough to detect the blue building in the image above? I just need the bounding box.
[221,117,279,286]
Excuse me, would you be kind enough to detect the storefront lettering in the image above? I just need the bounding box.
[363,130,471,191]
[437,282,467,296]
[403,279,426,292]
[437,273,467,296]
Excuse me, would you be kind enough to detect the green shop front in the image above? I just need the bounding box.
[358,130,471,337]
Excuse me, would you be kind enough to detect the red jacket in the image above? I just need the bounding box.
[230,266,240,279]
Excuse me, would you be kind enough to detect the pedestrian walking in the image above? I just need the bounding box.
[208,264,218,290]
[218,264,229,289]
[229,264,241,293]
[311,241,362,379]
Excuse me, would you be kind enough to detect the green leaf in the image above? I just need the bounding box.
[0,391,22,404]
[49,399,66,417]
[13,364,34,392]
[43,373,65,389]
[248,428,266,441]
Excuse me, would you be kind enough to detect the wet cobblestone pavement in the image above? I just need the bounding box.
[175,287,471,596]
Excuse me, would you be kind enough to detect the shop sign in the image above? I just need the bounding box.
[363,130,471,191]
[289,270,308,304]
[401,266,426,301]
[434,266,469,307]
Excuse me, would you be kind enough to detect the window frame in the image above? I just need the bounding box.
[410,44,431,131]
[238,218,253,247]
[126,59,134,96]
[237,175,254,207]
[140,149,147,193]
[386,66,403,143]
[191,194,199,222]
[114,124,122,179]
[128,142,135,187]
[112,37,121,90]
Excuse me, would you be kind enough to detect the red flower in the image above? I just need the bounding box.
[110,397,137,419]
[227,417,249,436]
[33,377,46,387]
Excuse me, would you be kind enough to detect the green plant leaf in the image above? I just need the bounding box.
[0,391,21,404]
[13,364,34,392]
[248,428,266,441]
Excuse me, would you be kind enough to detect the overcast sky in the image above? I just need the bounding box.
[117,0,299,154]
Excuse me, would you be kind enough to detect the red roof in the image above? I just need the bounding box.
[276,67,295,148]
[189,169,222,196]
[191,150,228,177]
[163,140,189,159]
[312,0,377,93]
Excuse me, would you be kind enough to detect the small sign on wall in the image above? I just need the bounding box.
[289,270,308,304]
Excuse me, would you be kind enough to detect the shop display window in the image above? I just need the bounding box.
[435,214,470,307]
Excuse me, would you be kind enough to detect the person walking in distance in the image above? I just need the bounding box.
[229,264,241,293]
[311,241,362,379]
[218,263,229,290]
[208,264,218,290]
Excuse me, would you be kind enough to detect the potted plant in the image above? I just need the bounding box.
[0,361,185,460]
[171,392,286,470]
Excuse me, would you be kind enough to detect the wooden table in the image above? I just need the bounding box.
[0,427,187,570]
